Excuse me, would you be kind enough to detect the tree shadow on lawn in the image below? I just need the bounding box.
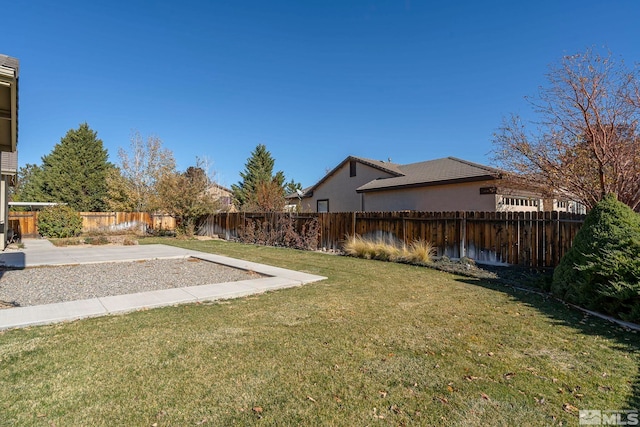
[454,276,640,412]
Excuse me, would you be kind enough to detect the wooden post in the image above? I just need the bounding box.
[459,211,466,258]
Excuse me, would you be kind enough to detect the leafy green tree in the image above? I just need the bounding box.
[231,144,288,212]
[34,123,113,211]
[552,194,640,322]
[11,163,46,205]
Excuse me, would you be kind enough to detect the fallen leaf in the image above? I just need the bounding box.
[487,352,494,357]
[464,375,480,381]
[447,386,454,393]
[252,406,263,414]
[307,396,317,403]
[503,372,515,380]
[481,393,490,401]
[334,395,342,403]
[562,403,579,414]
[379,390,388,398]
[434,396,449,404]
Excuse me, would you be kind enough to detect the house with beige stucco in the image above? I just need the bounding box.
[291,155,585,214]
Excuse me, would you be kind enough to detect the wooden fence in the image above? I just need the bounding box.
[197,211,586,268]
[8,211,176,238]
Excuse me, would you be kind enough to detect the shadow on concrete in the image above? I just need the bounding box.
[454,276,640,412]
[0,251,26,269]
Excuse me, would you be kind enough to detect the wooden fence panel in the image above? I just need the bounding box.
[195,211,586,268]
[8,211,38,238]
[8,211,175,237]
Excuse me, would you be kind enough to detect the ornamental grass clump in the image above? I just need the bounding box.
[552,194,640,322]
[405,239,436,264]
[344,235,435,265]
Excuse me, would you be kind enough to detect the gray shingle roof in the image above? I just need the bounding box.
[356,157,500,192]
[0,55,19,76]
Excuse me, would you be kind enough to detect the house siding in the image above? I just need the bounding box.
[361,180,499,212]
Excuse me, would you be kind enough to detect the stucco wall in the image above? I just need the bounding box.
[303,161,395,212]
[361,180,500,212]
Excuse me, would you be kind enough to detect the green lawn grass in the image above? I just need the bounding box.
[1,238,638,426]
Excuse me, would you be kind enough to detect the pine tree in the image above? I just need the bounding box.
[231,144,286,211]
[11,163,46,204]
[38,123,113,211]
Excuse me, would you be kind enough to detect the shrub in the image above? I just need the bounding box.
[37,205,83,238]
[552,194,640,322]
[84,236,109,245]
[237,215,320,251]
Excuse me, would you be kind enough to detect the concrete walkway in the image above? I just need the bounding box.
[0,239,327,330]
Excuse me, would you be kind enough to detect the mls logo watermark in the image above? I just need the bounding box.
[579,409,639,425]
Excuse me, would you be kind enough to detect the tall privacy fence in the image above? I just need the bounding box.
[8,211,176,238]
[198,211,586,268]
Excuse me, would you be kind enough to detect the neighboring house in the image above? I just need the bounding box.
[207,183,235,212]
[0,54,19,248]
[292,155,585,213]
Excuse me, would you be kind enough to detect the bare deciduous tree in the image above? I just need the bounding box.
[492,49,640,211]
[107,131,176,212]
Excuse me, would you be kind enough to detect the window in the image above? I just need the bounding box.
[350,160,356,177]
[502,196,539,207]
[317,199,329,213]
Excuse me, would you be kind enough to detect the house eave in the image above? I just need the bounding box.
[356,174,499,193]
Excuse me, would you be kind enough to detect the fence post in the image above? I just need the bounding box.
[352,211,356,237]
[459,212,466,258]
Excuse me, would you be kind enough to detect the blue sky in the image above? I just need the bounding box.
[4,1,640,188]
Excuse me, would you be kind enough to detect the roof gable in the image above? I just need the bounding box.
[300,155,404,196]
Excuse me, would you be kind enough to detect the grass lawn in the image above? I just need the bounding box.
[1,238,638,426]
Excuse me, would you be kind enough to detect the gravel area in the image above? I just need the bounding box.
[0,258,262,308]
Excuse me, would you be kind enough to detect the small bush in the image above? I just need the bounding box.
[237,216,319,251]
[37,205,83,238]
[84,236,109,245]
[552,194,640,322]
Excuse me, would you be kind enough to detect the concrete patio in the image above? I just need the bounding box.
[0,239,326,330]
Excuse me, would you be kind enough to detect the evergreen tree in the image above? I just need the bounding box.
[231,144,286,211]
[38,123,113,211]
[11,163,46,204]
[552,194,640,321]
